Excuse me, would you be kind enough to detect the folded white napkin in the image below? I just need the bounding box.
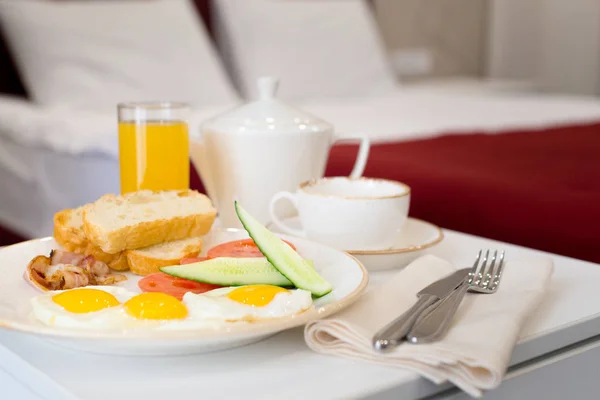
[305,254,554,397]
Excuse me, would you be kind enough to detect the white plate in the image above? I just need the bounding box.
[0,229,368,356]
[268,217,443,271]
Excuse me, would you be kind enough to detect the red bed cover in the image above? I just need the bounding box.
[324,122,600,264]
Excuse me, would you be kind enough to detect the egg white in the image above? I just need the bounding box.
[30,286,136,330]
[30,285,314,331]
[182,287,314,323]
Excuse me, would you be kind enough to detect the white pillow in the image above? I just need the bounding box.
[0,0,239,112]
[213,0,399,101]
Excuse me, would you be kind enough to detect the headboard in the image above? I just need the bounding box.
[0,0,214,99]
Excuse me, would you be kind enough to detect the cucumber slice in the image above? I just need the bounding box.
[160,257,293,287]
[235,202,332,297]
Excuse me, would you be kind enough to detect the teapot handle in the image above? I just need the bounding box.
[332,133,371,178]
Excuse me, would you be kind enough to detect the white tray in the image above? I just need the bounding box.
[1,229,600,400]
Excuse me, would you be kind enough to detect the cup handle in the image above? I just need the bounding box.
[332,133,371,178]
[269,191,306,237]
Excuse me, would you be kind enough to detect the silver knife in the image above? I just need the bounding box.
[372,268,471,352]
[406,279,470,344]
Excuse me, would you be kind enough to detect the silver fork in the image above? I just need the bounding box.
[467,249,505,293]
[406,249,505,343]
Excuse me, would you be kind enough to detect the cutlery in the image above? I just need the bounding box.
[372,267,471,352]
[407,249,505,344]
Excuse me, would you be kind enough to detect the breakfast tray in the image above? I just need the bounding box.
[2,229,600,400]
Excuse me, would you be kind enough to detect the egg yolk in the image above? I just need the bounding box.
[124,292,188,320]
[227,285,288,307]
[52,289,120,314]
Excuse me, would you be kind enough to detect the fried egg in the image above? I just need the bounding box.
[30,285,313,331]
[31,286,136,330]
[180,285,313,324]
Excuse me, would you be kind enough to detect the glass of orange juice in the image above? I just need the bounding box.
[118,102,190,194]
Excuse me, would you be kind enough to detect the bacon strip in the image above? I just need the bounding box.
[50,249,86,266]
[46,264,90,289]
[26,251,126,291]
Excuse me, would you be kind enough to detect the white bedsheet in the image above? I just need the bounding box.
[301,88,600,143]
[1,85,600,238]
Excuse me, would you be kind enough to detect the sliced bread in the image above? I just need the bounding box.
[53,208,88,250]
[82,190,217,254]
[54,207,130,271]
[126,236,203,276]
[54,199,208,273]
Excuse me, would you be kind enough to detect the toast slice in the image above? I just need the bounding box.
[126,236,203,276]
[54,207,130,271]
[53,208,88,250]
[82,190,216,254]
[54,198,208,273]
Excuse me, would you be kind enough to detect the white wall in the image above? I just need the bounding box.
[487,0,600,96]
[374,0,486,80]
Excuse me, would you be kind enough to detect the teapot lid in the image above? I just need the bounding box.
[203,77,333,134]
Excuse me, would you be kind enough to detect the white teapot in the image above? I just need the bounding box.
[191,77,370,228]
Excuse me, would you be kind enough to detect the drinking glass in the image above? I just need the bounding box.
[118,102,190,194]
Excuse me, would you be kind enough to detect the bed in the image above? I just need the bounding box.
[1,1,599,264]
[326,121,600,264]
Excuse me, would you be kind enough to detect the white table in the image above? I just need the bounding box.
[1,228,600,400]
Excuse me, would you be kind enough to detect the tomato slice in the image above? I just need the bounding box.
[179,256,207,265]
[138,272,220,300]
[206,238,296,259]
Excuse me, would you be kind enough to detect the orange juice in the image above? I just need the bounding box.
[118,121,189,194]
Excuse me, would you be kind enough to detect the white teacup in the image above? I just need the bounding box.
[269,177,411,251]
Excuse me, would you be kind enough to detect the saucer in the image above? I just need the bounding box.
[267,217,444,271]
